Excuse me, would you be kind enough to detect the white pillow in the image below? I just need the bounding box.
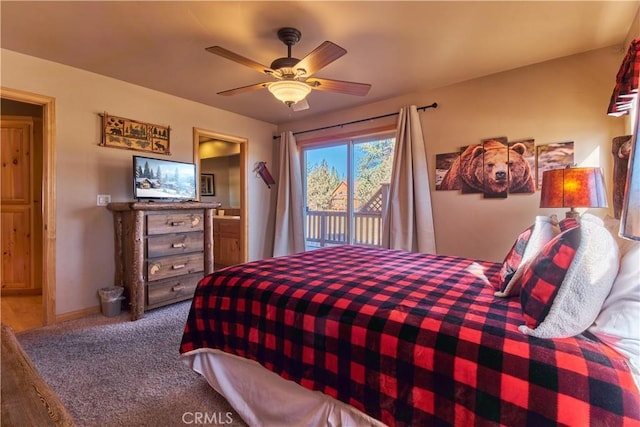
[494,215,559,297]
[520,215,559,260]
[519,214,619,338]
[588,239,640,391]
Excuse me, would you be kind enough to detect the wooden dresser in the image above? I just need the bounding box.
[107,202,218,320]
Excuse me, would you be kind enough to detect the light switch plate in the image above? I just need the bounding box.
[97,194,111,206]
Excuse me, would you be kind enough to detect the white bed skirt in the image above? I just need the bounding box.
[180,349,387,427]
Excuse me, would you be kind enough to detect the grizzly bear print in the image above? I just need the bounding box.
[438,144,482,191]
[438,140,535,195]
[505,142,536,194]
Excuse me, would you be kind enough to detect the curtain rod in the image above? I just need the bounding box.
[272,102,438,140]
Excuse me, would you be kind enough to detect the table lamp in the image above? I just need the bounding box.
[540,167,608,219]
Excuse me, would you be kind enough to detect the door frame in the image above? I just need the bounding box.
[193,127,247,264]
[1,87,56,325]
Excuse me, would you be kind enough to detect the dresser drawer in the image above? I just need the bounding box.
[147,253,204,281]
[146,273,201,307]
[147,212,204,235]
[147,232,204,258]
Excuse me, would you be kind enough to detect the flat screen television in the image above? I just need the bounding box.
[133,155,197,201]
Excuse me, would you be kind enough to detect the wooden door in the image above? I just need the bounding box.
[1,117,36,294]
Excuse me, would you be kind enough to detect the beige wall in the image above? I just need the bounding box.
[1,49,277,316]
[200,155,240,207]
[279,46,629,262]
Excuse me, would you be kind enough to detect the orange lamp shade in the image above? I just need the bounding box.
[540,167,608,217]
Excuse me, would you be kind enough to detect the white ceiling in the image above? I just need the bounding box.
[1,1,638,125]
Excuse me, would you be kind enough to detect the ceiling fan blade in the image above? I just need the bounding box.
[206,46,274,75]
[306,77,371,96]
[217,82,270,96]
[294,41,346,77]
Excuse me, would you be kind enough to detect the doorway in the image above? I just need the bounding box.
[302,135,395,249]
[193,128,247,267]
[1,87,56,328]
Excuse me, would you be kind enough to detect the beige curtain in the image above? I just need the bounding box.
[273,131,306,256]
[382,105,436,252]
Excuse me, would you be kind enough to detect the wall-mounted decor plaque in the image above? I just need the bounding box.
[100,112,170,155]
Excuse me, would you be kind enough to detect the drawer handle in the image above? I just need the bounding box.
[172,264,186,270]
[172,284,186,292]
[149,264,160,275]
[191,216,201,226]
[171,221,185,226]
[171,243,185,248]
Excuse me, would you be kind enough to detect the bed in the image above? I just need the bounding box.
[180,236,640,425]
[180,133,639,426]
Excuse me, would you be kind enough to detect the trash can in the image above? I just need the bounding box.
[98,286,125,317]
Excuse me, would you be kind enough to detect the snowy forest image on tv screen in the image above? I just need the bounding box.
[133,156,196,200]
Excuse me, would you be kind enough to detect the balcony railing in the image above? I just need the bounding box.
[305,210,383,249]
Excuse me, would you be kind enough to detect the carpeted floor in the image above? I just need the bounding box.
[16,301,247,427]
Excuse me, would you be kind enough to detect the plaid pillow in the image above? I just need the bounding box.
[495,216,558,296]
[519,226,581,328]
[519,214,619,338]
[558,217,579,231]
[496,225,533,286]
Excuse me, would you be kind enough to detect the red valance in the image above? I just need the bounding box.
[608,38,639,117]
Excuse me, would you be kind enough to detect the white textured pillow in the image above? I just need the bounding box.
[519,214,619,338]
[588,239,640,390]
[494,215,559,297]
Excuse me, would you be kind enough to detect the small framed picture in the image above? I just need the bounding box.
[200,173,215,196]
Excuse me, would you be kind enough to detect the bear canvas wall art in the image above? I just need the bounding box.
[437,138,536,197]
[435,152,460,189]
[536,141,575,188]
[479,140,510,198]
[508,138,536,193]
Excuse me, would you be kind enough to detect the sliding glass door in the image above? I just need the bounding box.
[302,135,395,250]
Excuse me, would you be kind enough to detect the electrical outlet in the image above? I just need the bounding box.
[97,194,111,206]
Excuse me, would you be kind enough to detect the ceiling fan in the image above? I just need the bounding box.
[206,27,371,108]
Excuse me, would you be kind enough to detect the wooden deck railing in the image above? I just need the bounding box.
[305,210,383,248]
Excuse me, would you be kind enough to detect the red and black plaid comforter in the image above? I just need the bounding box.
[180,246,640,426]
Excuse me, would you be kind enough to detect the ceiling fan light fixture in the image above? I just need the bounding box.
[267,80,312,106]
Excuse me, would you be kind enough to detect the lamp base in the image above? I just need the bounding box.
[565,208,580,219]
